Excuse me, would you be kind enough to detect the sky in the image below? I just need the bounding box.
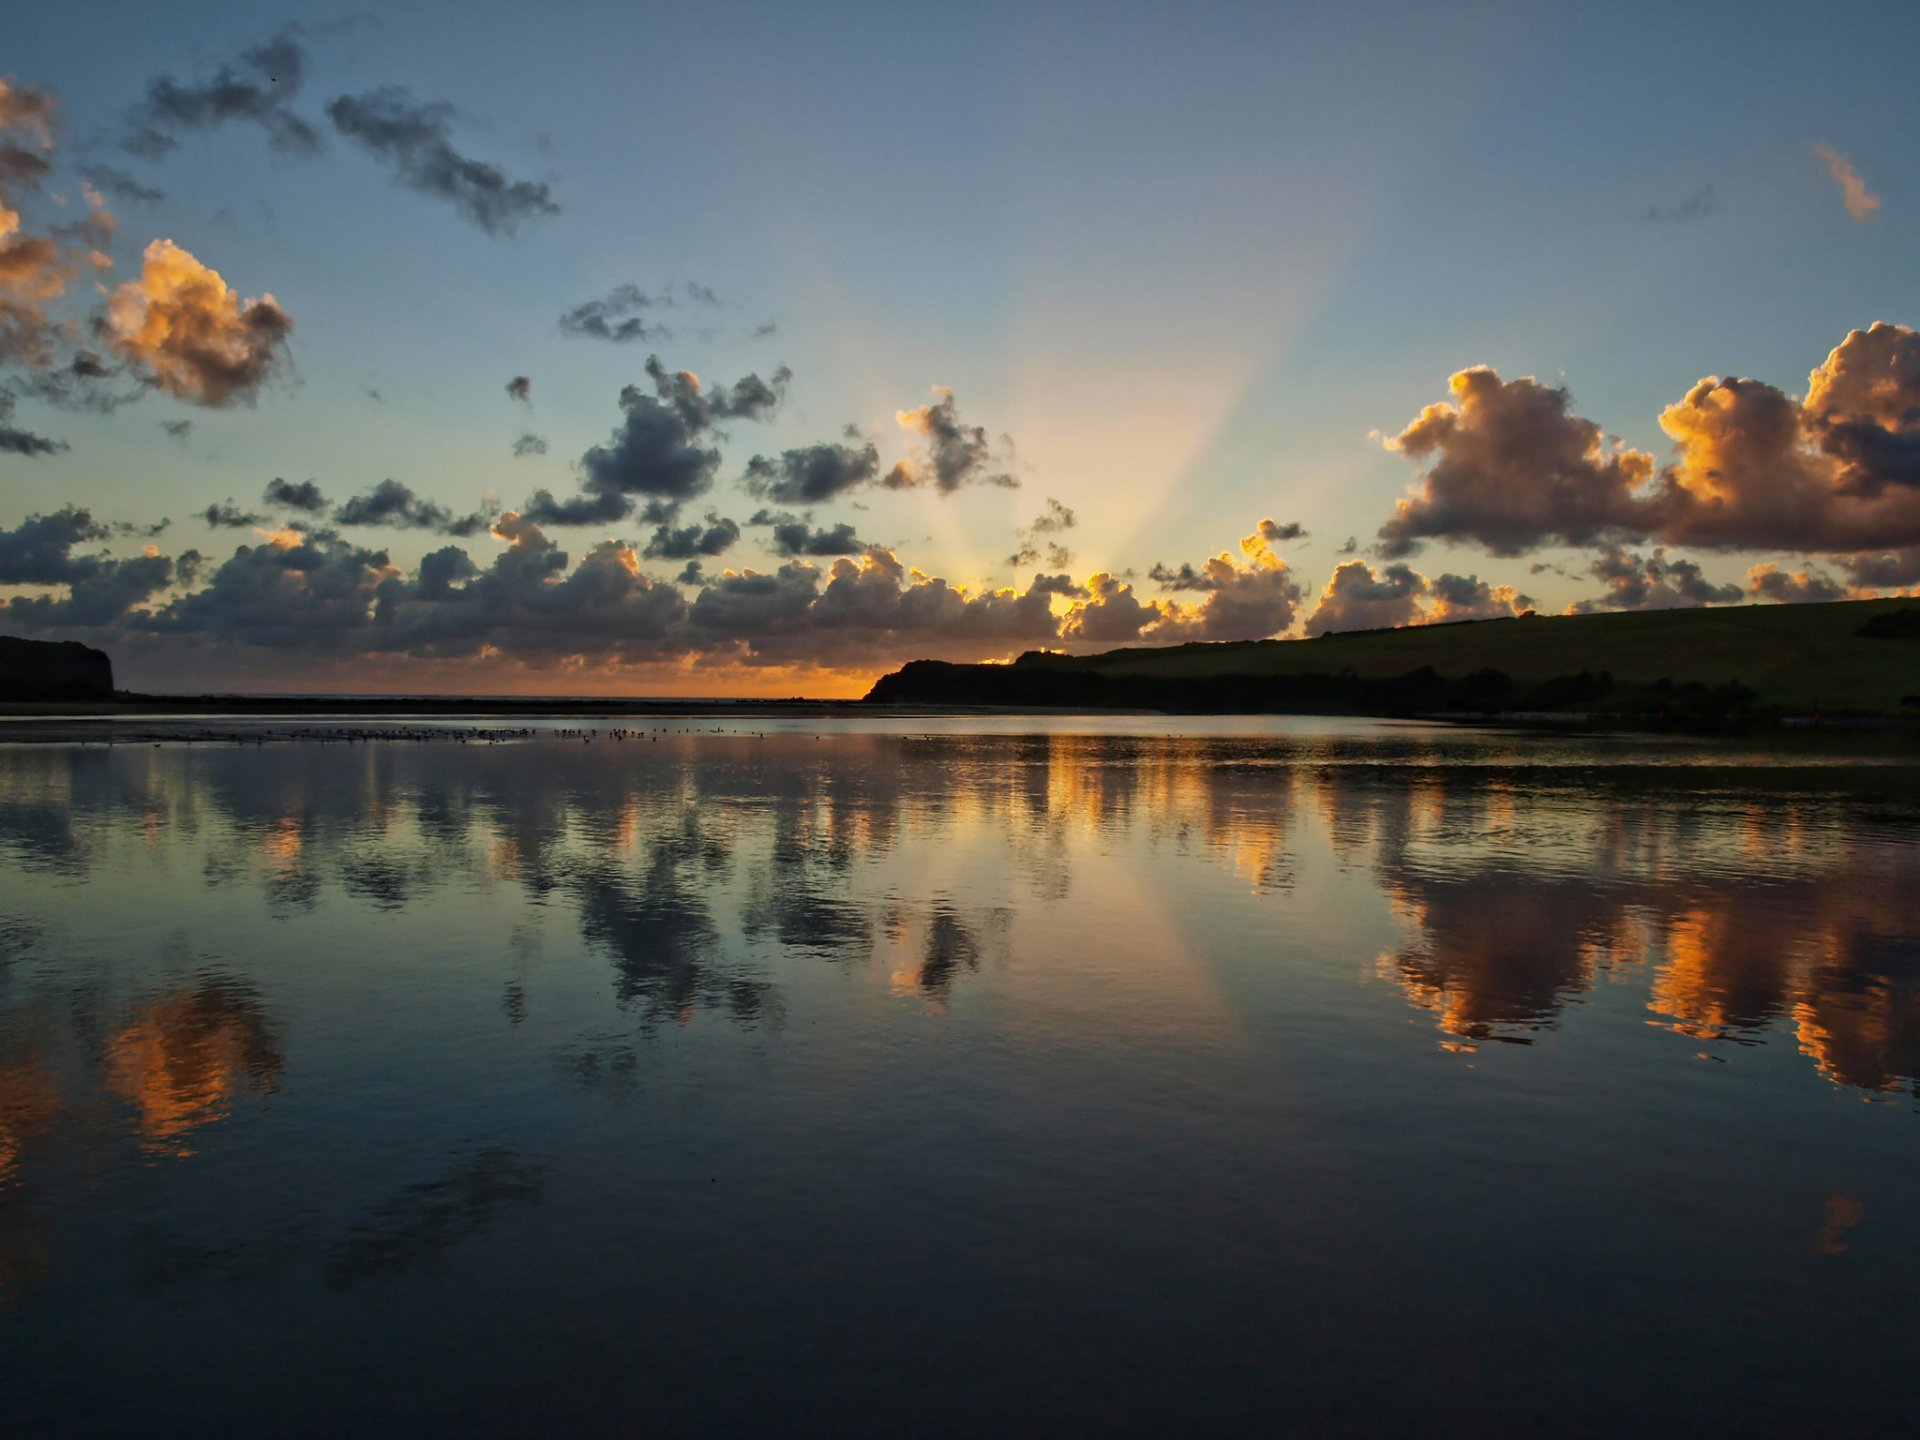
[2,0,1918,695]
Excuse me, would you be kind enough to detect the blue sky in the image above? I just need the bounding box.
[2,1,1916,691]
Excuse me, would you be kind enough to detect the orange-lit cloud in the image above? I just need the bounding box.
[103,238,292,406]
[1379,325,1920,581]
[1813,143,1880,223]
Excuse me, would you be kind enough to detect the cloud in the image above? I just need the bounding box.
[264,477,328,513]
[1028,573,1086,599]
[0,505,177,627]
[200,500,266,528]
[1307,560,1430,634]
[641,515,740,561]
[79,164,164,206]
[0,388,63,455]
[1426,572,1533,621]
[1377,367,1657,556]
[557,283,719,343]
[576,387,720,517]
[744,441,882,505]
[124,30,322,159]
[519,488,633,528]
[1249,517,1307,544]
[1841,548,1920,590]
[559,284,662,343]
[0,80,54,196]
[1373,325,1920,571]
[334,479,491,536]
[1565,547,1740,613]
[1008,497,1077,567]
[0,81,90,371]
[535,360,788,525]
[160,417,192,443]
[326,87,558,235]
[643,354,789,426]
[1651,325,1920,550]
[1645,184,1717,224]
[1813,143,1880,223]
[505,375,530,404]
[689,547,1059,665]
[1747,562,1846,604]
[511,432,547,458]
[1151,515,1304,588]
[1058,572,1164,643]
[767,519,866,557]
[887,388,1017,492]
[1058,521,1309,645]
[102,239,292,406]
[0,78,55,146]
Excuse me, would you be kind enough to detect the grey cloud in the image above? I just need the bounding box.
[1645,185,1717,223]
[326,87,558,235]
[1148,561,1212,590]
[201,500,267,529]
[1747,562,1846,604]
[1843,549,1920,590]
[537,360,789,525]
[15,498,1089,675]
[520,488,632,528]
[1307,560,1430,635]
[80,164,166,205]
[1028,573,1087,599]
[0,391,65,456]
[161,418,193,442]
[559,285,663,343]
[1378,368,1657,557]
[0,506,176,628]
[643,355,789,427]
[264,477,329,513]
[1565,548,1740,614]
[642,515,740,561]
[1249,518,1307,544]
[558,283,719,343]
[334,479,491,536]
[125,31,322,159]
[512,432,547,458]
[1427,572,1533,621]
[505,375,530,404]
[769,520,865,557]
[1008,497,1077,567]
[743,441,881,504]
[888,388,1017,493]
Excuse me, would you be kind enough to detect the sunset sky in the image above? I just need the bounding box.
[3,1,1917,695]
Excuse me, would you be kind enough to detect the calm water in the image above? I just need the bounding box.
[3,717,1919,1436]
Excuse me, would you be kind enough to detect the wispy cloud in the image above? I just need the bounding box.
[1813,143,1880,222]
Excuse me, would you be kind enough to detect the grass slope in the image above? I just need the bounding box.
[1057,599,1920,713]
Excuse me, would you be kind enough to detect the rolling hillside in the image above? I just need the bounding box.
[866,599,1920,717]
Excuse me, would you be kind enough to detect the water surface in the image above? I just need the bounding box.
[3,717,1918,1436]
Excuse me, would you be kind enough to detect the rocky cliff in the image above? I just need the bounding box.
[0,637,115,700]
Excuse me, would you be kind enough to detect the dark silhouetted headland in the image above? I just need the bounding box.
[866,598,1920,721]
[0,636,114,701]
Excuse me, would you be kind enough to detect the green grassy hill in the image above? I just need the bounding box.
[867,599,1920,717]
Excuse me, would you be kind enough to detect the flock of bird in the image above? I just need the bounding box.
[102,723,826,747]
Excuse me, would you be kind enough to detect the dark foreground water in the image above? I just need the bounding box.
[3,717,1919,1437]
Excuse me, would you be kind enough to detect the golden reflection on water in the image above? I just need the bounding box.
[103,979,283,1156]
[0,732,1917,1141]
